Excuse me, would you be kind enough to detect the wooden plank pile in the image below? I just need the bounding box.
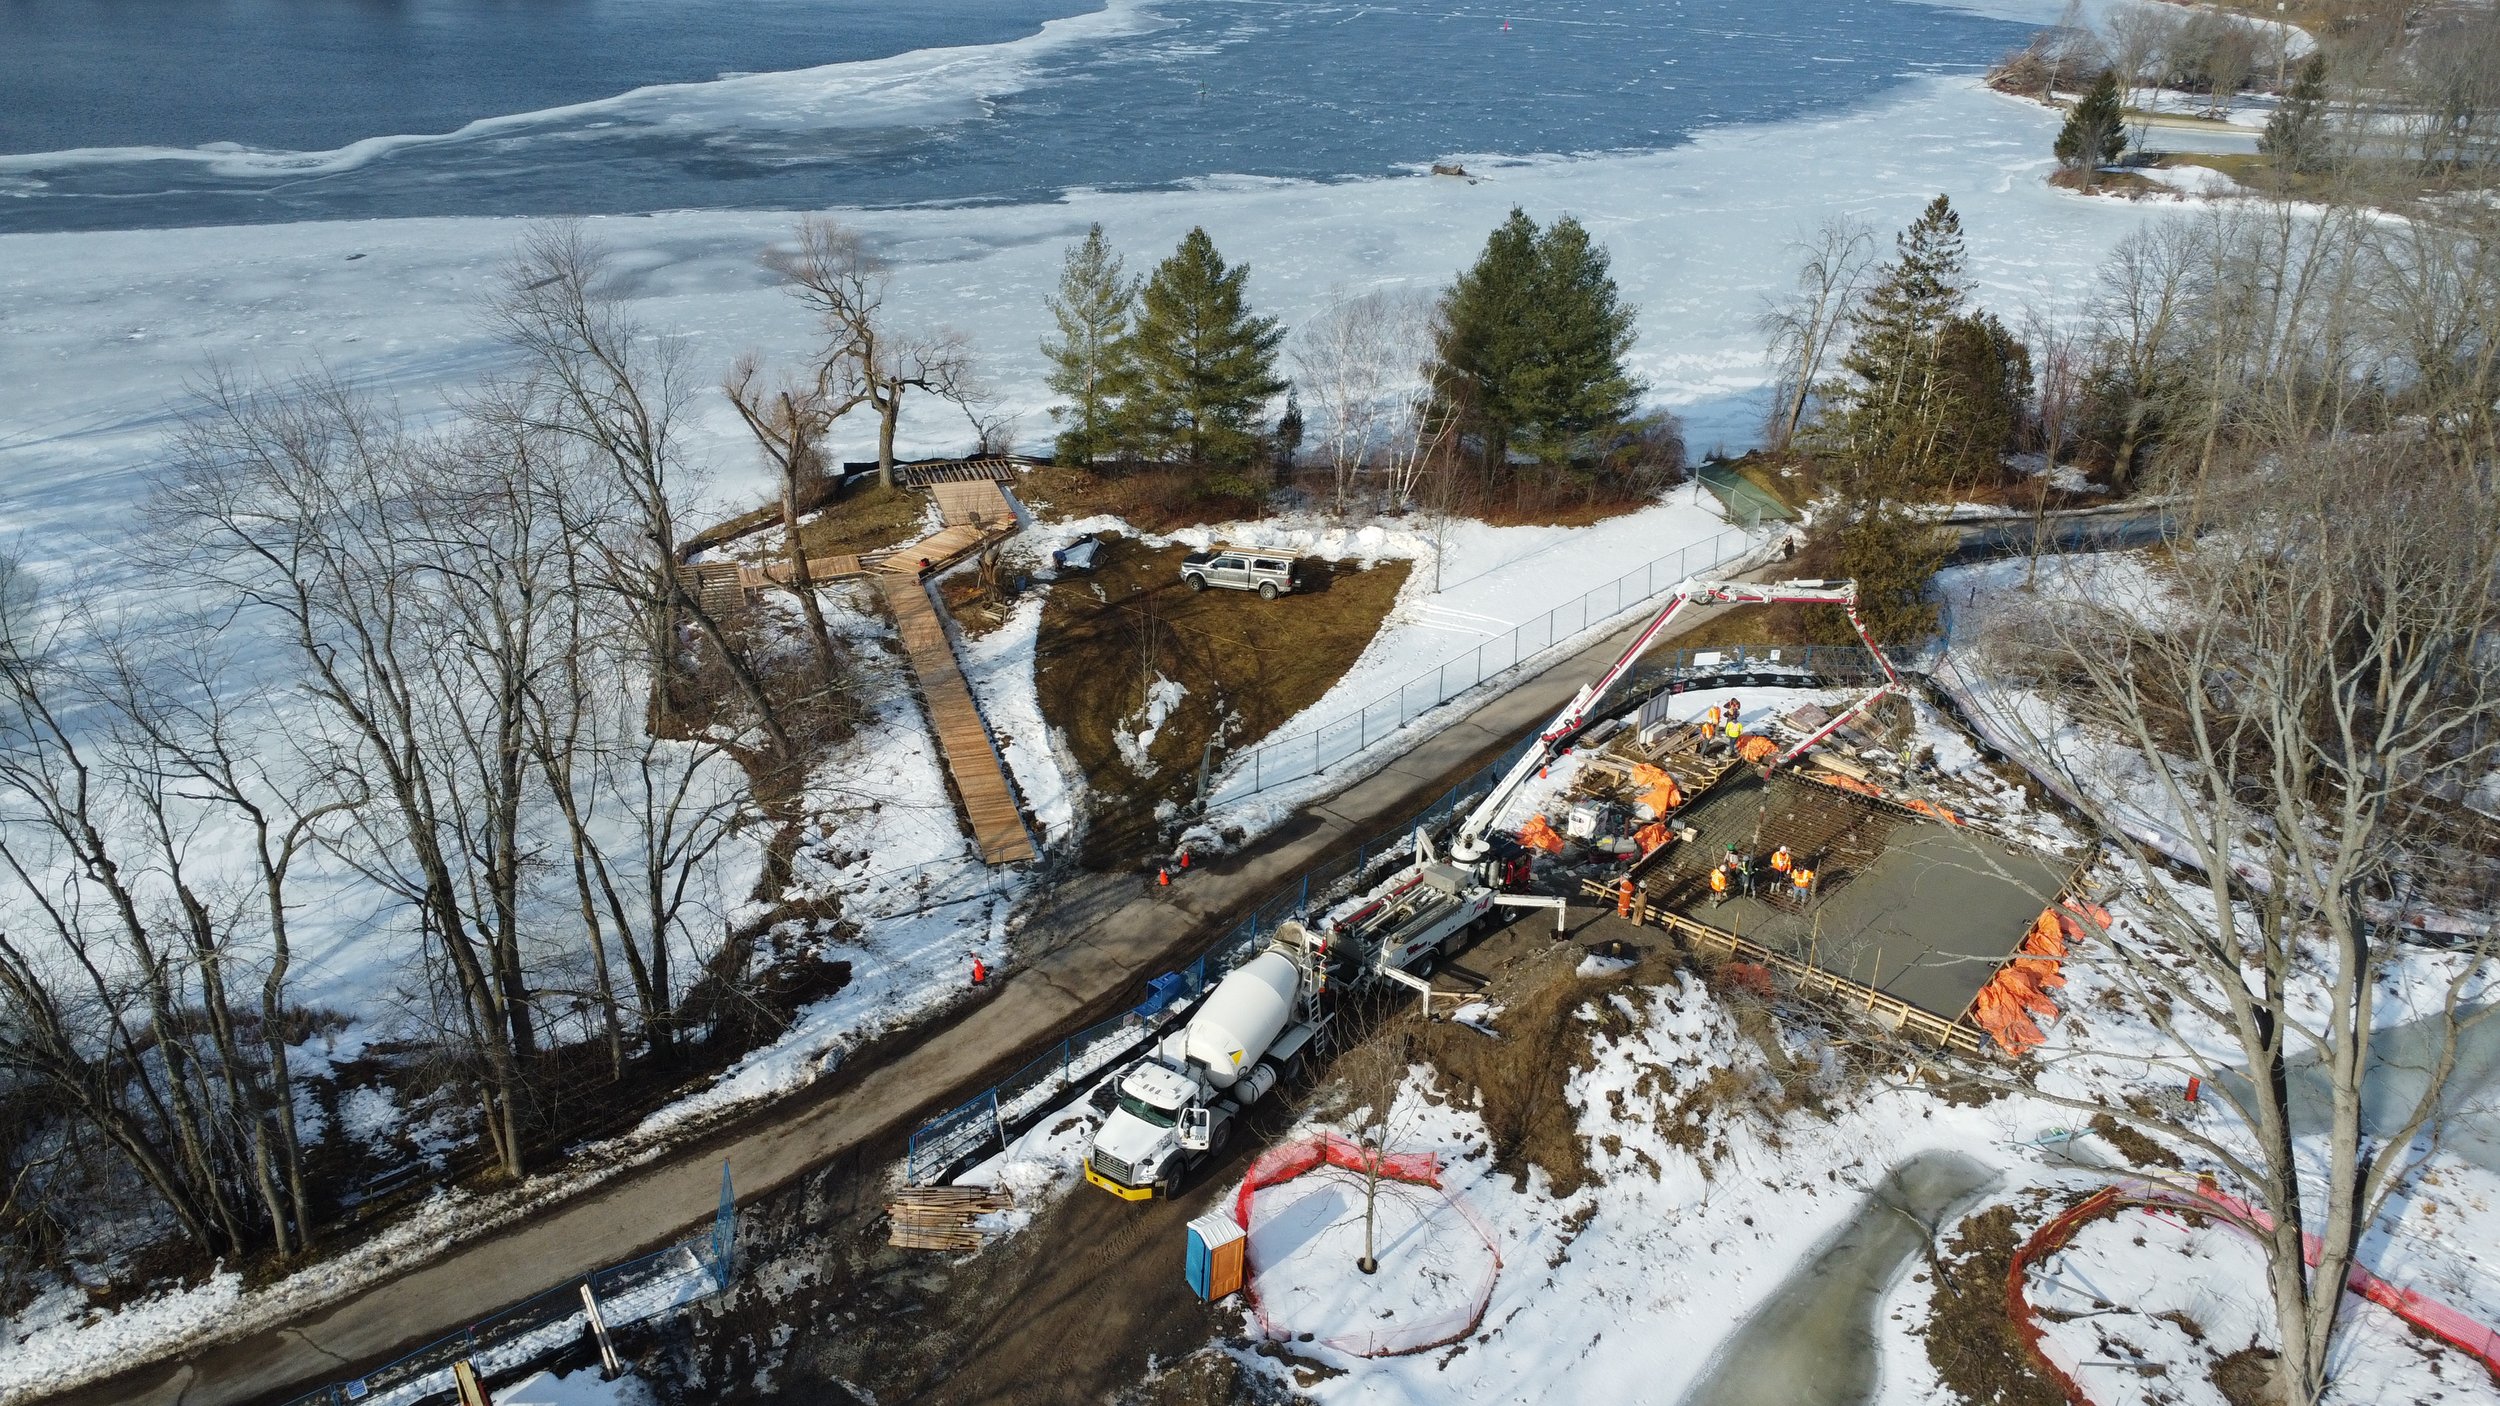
[887,1185,1014,1251]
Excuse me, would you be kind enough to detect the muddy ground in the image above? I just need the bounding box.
[617,907,1638,1406]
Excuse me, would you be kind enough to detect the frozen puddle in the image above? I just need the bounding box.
[1680,1151,1999,1406]
[1246,1166,1499,1358]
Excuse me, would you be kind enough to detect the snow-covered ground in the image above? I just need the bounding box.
[943,661,2500,1405]
[0,75,2179,600]
[0,56,2225,1401]
[1193,486,1767,821]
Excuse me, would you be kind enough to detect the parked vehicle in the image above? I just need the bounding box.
[1052,534,1103,573]
[1083,871,1563,1201]
[1180,548,1297,600]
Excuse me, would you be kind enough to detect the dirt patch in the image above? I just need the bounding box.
[1117,1346,1313,1405]
[1036,534,1409,865]
[1020,463,1270,534]
[1922,1198,2077,1406]
[2213,1344,2286,1406]
[1409,938,1693,1197]
[2090,1111,2184,1170]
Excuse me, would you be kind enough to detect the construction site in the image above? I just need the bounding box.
[129,463,2493,1406]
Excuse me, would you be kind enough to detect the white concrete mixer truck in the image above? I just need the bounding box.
[1082,928,1326,1200]
[1083,870,1568,1200]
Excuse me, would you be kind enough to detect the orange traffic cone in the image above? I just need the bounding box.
[1157,868,1170,887]
[1179,851,1191,870]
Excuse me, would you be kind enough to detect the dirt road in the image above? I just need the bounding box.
[59,586,1755,1406]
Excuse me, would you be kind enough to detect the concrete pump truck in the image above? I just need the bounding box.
[1080,577,1895,1200]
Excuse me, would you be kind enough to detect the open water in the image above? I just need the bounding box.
[0,0,2035,232]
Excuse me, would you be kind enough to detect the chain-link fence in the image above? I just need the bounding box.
[1203,526,1762,808]
[276,1167,737,1406]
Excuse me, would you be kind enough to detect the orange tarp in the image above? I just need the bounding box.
[1813,771,1890,801]
[1633,820,1673,855]
[1904,797,1964,826]
[1736,734,1778,765]
[1973,903,2096,1055]
[1518,814,1566,854]
[1630,763,1683,815]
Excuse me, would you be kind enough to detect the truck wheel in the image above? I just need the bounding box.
[1186,573,1207,592]
[1409,952,1438,979]
[1259,581,1279,601]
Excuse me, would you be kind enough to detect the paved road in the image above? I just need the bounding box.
[58,580,1768,1406]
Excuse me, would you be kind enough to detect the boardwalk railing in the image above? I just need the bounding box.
[1203,525,1761,808]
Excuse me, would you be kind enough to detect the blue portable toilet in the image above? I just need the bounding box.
[1184,1212,1246,1300]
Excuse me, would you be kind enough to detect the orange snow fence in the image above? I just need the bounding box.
[1232,1133,1503,1358]
[1517,814,1566,854]
[1736,734,1779,765]
[2007,1180,2500,1403]
[1632,820,1674,855]
[1629,763,1683,815]
[1972,901,2097,1055]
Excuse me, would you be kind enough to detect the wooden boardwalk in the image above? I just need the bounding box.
[876,573,1037,865]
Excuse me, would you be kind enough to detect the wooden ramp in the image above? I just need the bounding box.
[876,574,1037,865]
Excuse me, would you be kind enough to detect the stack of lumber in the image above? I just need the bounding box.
[887,1185,1013,1251]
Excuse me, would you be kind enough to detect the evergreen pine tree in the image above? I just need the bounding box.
[1433,208,1544,468]
[1122,227,1287,468]
[1827,195,1973,495]
[1273,389,1305,470]
[1514,216,1642,465]
[1433,208,1642,469]
[1040,224,1139,465]
[2260,54,2330,176]
[2054,69,2129,177]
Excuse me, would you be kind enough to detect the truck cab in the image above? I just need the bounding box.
[1181,549,1298,600]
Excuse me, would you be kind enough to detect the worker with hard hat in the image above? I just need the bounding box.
[1790,865,1816,902]
[1770,844,1793,876]
[1707,865,1730,904]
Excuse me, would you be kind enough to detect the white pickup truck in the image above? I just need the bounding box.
[1180,548,1298,600]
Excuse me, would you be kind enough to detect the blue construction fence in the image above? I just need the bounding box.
[277,1163,739,1406]
[1203,525,1764,808]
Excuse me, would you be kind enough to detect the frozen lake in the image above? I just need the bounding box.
[0,0,2037,232]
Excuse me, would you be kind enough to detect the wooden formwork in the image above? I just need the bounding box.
[1582,878,1991,1056]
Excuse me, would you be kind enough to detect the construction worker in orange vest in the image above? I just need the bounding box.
[1770,844,1793,877]
[1791,865,1816,902]
[1698,703,1722,752]
[1616,875,1636,917]
[1707,865,1730,904]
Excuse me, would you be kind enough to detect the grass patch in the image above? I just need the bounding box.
[1018,464,1269,534]
[1035,534,1407,865]
[783,482,935,561]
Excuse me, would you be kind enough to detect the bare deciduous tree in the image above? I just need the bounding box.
[1969,445,2499,1405]
[1757,218,1877,452]
[1293,288,1433,513]
[484,222,793,760]
[773,217,984,487]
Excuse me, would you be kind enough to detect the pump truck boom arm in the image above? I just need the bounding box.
[1447,577,1898,860]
